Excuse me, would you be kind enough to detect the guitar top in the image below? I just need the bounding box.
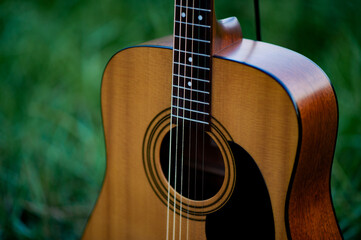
[82,0,343,239]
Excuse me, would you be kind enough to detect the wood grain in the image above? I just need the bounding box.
[216,39,342,240]
[213,17,242,54]
[82,36,341,240]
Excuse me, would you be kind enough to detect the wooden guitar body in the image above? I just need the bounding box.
[82,34,342,239]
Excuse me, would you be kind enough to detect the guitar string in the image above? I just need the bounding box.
[183,1,210,238]
[167,6,173,239]
[166,11,173,238]
[172,0,185,237]
[186,0,196,238]
[190,0,204,238]
[178,0,190,238]
[167,0,184,238]
[201,0,209,218]
[188,0,203,238]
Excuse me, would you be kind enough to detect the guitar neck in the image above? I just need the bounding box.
[171,0,214,128]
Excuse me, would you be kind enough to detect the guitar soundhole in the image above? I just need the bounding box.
[159,124,225,201]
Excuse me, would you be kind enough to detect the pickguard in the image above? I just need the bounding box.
[206,141,275,239]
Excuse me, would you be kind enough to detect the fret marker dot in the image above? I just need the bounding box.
[181,12,186,18]
[198,15,203,21]
[188,57,193,62]
[188,81,192,87]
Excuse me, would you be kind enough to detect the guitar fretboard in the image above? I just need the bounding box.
[171,0,213,127]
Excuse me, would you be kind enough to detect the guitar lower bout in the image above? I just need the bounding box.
[82,36,342,240]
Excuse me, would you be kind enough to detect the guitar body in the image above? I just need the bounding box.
[82,35,342,239]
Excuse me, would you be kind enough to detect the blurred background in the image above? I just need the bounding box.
[0,0,360,239]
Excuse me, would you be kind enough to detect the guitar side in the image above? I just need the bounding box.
[81,37,342,239]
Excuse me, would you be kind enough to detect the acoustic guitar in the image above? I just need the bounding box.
[82,0,343,239]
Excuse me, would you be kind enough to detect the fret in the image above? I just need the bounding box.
[172,105,209,115]
[174,24,211,46]
[173,66,210,80]
[173,64,210,82]
[175,0,211,8]
[172,95,209,105]
[175,20,211,28]
[175,7,212,26]
[172,99,210,120]
[174,62,210,71]
[172,98,209,116]
[173,78,209,92]
[173,37,211,56]
[174,35,211,43]
[173,84,210,94]
[174,51,211,69]
[175,10,212,22]
[174,38,211,55]
[173,74,210,83]
[173,89,210,105]
[174,49,210,57]
[175,5,211,12]
[171,114,209,125]
[174,24,211,36]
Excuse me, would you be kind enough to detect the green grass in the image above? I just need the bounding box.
[0,0,360,239]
